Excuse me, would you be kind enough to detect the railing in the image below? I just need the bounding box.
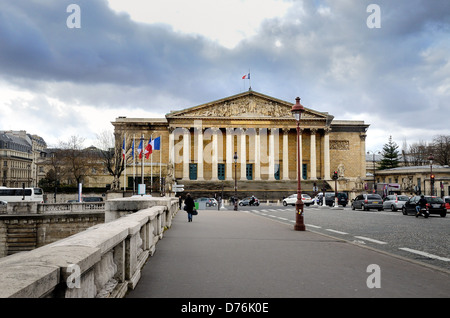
[37,202,105,213]
[0,197,178,298]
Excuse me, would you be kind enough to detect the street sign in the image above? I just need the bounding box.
[173,183,184,193]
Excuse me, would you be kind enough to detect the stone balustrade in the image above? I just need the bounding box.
[0,197,178,298]
[0,202,105,215]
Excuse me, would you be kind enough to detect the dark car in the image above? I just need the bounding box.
[316,192,348,207]
[239,197,260,206]
[352,194,383,211]
[402,196,446,217]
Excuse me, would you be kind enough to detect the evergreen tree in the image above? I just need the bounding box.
[379,136,400,169]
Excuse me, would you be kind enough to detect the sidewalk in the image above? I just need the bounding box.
[127,209,450,298]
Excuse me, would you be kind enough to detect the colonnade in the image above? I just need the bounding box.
[168,126,331,182]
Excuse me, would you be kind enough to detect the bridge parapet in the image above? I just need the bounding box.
[0,197,178,298]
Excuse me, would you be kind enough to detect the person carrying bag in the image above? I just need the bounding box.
[184,193,196,222]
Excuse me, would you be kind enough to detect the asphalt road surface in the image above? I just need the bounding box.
[236,204,450,272]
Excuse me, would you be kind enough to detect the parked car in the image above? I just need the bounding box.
[83,196,103,202]
[444,196,450,211]
[352,194,383,211]
[209,198,218,206]
[283,194,313,206]
[239,197,260,206]
[315,192,348,207]
[382,194,409,211]
[402,196,447,217]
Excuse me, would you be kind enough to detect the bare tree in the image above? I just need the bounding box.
[96,130,127,191]
[407,140,431,166]
[58,135,101,185]
[431,135,450,166]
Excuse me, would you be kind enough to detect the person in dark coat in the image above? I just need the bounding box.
[184,193,195,222]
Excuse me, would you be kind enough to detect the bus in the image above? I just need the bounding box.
[0,187,44,203]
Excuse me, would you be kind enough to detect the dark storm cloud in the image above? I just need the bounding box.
[0,0,227,101]
[0,0,449,148]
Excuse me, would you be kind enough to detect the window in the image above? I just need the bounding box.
[189,164,197,180]
[302,164,307,180]
[274,164,280,180]
[246,164,253,180]
[218,164,225,180]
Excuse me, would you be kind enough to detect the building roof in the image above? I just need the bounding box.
[0,131,32,153]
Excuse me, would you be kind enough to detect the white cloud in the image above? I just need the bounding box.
[107,0,293,48]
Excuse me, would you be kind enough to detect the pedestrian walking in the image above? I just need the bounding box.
[178,195,182,210]
[184,193,195,222]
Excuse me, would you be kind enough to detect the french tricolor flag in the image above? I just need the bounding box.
[242,73,250,79]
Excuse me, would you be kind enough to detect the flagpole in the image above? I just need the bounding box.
[133,135,136,195]
[248,69,251,90]
[123,133,126,192]
[159,140,162,194]
[151,134,153,195]
[141,134,144,186]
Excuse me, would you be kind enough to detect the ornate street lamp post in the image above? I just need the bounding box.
[428,153,434,196]
[291,97,305,231]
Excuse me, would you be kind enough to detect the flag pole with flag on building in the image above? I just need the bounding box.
[242,71,251,91]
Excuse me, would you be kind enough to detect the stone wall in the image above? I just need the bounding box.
[0,202,105,258]
[0,197,178,298]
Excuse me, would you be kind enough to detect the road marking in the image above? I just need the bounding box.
[354,236,387,245]
[277,217,289,221]
[306,224,321,229]
[325,229,348,235]
[399,248,450,262]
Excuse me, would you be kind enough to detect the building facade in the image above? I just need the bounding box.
[373,165,450,197]
[113,91,370,199]
[0,131,46,188]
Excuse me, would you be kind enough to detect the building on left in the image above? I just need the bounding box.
[0,130,47,187]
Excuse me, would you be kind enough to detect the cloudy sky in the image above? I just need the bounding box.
[0,0,449,152]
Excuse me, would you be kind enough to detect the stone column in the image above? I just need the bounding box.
[240,128,247,180]
[324,128,331,180]
[211,127,219,181]
[360,133,367,179]
[226,128,233,180]
[168,127,175,166]
[282,128,289,180]
[310,128,317,180]
[297,128,303,179]
[254,128,261,180]
[268,128,275,181]
[182,128,190,180]
[197,126,204,181]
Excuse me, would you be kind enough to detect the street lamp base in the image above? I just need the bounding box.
[294,213,306,231]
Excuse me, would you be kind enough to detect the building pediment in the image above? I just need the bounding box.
[166,90,330,121]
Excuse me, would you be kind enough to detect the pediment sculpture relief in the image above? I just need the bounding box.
[177,96,323,119]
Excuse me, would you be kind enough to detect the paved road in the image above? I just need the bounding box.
[241,204,450,272]
[127,207,450,300]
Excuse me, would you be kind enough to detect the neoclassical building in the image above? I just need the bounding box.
[112,90,369,199]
